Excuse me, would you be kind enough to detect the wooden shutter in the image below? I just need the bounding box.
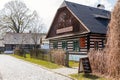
[80,38,85,48]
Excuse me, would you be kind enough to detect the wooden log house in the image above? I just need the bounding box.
[46,1,110,55]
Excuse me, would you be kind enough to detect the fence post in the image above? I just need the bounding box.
[49,53,52,62]
[65,51,69,67]
[42,52,44,60]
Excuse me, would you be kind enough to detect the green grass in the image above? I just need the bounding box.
[12,54,79,68]
[12,54,62,69]
[69,61,79,68]
[70,73,108,80]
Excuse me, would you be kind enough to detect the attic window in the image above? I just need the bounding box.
[94,14,110,19]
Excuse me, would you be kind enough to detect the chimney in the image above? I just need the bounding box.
[97,4,105,9]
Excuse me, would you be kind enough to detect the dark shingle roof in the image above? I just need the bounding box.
[64,1,110,34]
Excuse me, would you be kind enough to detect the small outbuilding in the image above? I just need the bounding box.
[4,32,47,52]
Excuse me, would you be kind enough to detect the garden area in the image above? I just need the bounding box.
[12,49,108,80]
[13,49,79,69]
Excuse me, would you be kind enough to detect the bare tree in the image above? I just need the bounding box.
[0,0,37,34]
[30,12,44,57]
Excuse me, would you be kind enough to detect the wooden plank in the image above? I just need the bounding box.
[90,41,102,44]
[67,44,73,46]
[58,43,62,45]
[58,47,62,49]
[67,49,73,51]
[90,41,102,42]
[90,36,105,38]
[50,47,53,49]
[90,39,102,42]
[80,49,88,52]
[67,42,73,44]
[68,52,87,55]
[90,46,104,48]
[78,59,84,73]
[56,26,73,34]
[90,44,103,46]
[67,46,73,48]
[80,47,87,49]
[87,36,90,51]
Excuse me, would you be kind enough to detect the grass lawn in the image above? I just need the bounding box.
[12,54,62,69]
[70,73,107,80]
[69,61,79,68]
[12,53,79,68]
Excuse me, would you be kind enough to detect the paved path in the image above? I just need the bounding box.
[0,54,73,80]
[53,67,78,76]
[0,72,2,80]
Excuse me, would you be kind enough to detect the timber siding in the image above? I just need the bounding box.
[89,34,106,51]
[49,33,106,55]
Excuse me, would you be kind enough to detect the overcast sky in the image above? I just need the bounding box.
[0,0,117,32]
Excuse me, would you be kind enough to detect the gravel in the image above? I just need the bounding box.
[0,54,73,80]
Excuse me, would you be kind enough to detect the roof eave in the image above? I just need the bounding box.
[46,31,90,40]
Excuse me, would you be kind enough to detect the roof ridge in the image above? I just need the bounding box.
[64,0,110,12]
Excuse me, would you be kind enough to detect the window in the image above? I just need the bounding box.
[94,41,99,50]
[53,42,58,49]
[62,41,67,50]
[73,40,80,52]
[102,39,107,48]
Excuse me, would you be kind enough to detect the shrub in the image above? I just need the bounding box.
[88,50,108,76]
[14,47,26,57]
[30,49,49,60]
[30,49,67,66]
[88,0,120,79]
[49,49,66,66]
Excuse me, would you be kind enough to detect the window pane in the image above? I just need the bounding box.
[53,42,58,49]
[73,40,80,52]
[94,41,98,50]
[62,41,67,50]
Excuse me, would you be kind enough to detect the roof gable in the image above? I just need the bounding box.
[65,1,110,34]
[46,7,88,39]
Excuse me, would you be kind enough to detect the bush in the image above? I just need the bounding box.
[49,49,66,66]
[30,49,67,66]
[30,49,49,60]
[88,0,120,79]
[88,50,108,76]
[14,47,26,57]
